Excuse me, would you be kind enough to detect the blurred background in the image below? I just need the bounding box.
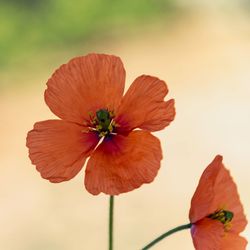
[0,0,250,249]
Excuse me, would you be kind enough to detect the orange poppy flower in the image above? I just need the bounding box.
[189,155,247,249]
[26,53,175,195]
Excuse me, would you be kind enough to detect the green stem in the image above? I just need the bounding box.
[141,223,192,250]
[109,195,114,250]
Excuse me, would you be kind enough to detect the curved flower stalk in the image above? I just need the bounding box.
[26,53,175,195]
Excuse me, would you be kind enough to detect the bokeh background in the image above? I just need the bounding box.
[1,0,250,249]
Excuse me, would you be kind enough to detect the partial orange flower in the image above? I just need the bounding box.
[26,53,175,195]
[189,155,247,249]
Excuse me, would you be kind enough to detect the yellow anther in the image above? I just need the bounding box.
[96,124,102,130]
[108,123,113,132]
[109,110,115,118]
[224,222,232,232]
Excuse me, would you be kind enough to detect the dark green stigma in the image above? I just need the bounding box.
[92,109,115,137]
[96,109,111,131]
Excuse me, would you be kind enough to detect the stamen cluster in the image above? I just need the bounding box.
[208,209,234,231]
[89,109,116,137]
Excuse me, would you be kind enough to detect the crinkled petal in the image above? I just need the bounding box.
[26,120,99,182]
[191,218,224,250]
[220,233,248,250]
[84,130,162,195]
[45,53,125,124]
[115,75,175,133]
[189,155,247,234]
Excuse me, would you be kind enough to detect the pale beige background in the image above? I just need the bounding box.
[1,5,250,250]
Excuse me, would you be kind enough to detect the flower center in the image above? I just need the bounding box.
[90,109,116,137]
[208,209,234,231]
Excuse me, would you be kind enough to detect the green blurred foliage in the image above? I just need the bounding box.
[0,0,176,68]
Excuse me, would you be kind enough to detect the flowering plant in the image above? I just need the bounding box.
[26,53,247,250]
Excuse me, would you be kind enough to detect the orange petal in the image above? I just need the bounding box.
[115,75,175,133]
[209,160,247,234]
[45,53,125,124]
[189,155,247,234]
[189,155,222,223]
[191,218,224,250]
[220,233,248,250]
[84,130,162,195]
[26,120,99,182]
